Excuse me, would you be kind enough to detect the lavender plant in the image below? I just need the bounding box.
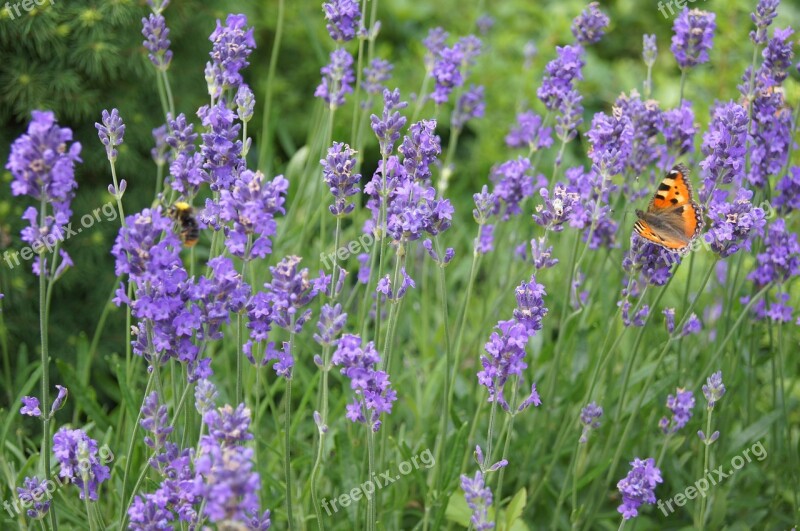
[2,1,798,530]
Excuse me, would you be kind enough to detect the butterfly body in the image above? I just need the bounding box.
[633,164,702,252]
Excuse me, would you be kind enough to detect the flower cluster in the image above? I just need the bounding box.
[616,457,662,519]
[478,275,546,412]
[6,110,82,277]
[571,2,610,45]
[505,110,553,152]
[586,109,634,177]
[206,14,256,98]
[431,35,482,105]
[217,170,289,260]
[490,157,542,220]
[142,12,172,71]
[579,402,603,443]
[315,49,355,108]
[671,8,716,70]
[659,388,695,434]
[371,88,408,156]
[322,0,361,43]
[704,187,766,258]
[747,219,800,322]
[52,427,110,501]
[322,142,361,216]
[332,334,397,431]
[460,471,494,530]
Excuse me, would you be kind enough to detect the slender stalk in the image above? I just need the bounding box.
[38,196,57,531]
[434,237,453,494]
[493,378,520,528]
[82,485,96,531]
[257,0,285,173]
[310,342,333,530]
[283,321,298,530]
[695,409,713,529]
[367,424,377,531]
[160,70,176,119]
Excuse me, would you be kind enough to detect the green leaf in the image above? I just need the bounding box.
[504,487,527,530]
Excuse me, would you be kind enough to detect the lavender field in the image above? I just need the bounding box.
[1,0,799,529]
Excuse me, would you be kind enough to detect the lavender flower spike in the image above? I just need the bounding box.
[671,8,716,70]
[571,2,610,45]
[617,457,662,519]
[96,108,126,161]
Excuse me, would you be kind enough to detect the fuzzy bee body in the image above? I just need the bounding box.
[168,201,200,247]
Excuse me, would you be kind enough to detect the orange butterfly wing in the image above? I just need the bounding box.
[634,164,702,251]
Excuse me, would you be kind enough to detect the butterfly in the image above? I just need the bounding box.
[633,163,703,253]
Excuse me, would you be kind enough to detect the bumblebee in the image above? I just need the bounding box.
[168,201,200,247]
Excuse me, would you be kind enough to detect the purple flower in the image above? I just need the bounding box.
[751,0,780,44]
[332,334,397,431]
[376,267,416,300]
[704,187,766,258]
[476,224,495,254]
[151,124,169,167]
[671,8,716,70]
[622,234,681,286]
[452,84,485,129]
[322,0,361,42]
[663,307,676,334]
[198,102,244,191]
[195,379,219,417]
[477,14,494,35]
[315,49,355,108]
[571,2,610,45]
[142,13,172,71]
[321,142,361,216]
[362,58,393,95]
[472,185,496,224]
[423,239,455,266]
[51,384,68,415]
[478,321,528,410]
[431,36,481,105]
[314,303,347,346]
[262,255,325,335]
[523,237,558,270]
[747,219,800,321]
[7,111,81,276]
[554,88,584,143]
[537,44,585,111]
[460,471,494,530]
[218,170,288,260]
[699,101,748,194]
[236,84,255,123]
[423,27,449,71]
[616,457,662,519]
[357,253,371,284]
[398,119,441,182]
[505,110,553,151]
[620,299,650,327]
[760,27,795,86]
[579,402,603,443]
[643,34,658,67]
[95,108,126,161]
[533,185,579,232]
[52,427,110,500]
[775,167,800,212]
[206,14,256,97]
[513,275,548,334]
[17,477,51,520]
[490,157,541,220]
[140,392,173,454]
[371,88,408,157]
[702,371,726,408]
[659,100,696,166]
[615,92,662,174]
[681,314,702,336]
[586,110,634,177]
[659,388,695,433]
[195,425,261,523]
[20,396,41,417]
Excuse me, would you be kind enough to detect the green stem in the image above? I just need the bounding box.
[434,237,453,495]
[310,343,333,530]
[38,196,57,531]
[493,378,520,528]
[257,0,285,173]
[367,424,377,531]
[695,409,713,529]
[284,324,297,530]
